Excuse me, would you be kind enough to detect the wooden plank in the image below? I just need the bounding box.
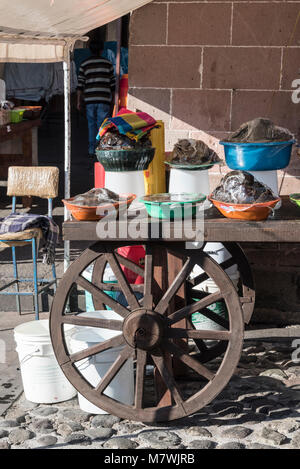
[63,197,300,243]
[152,246,172,407]
[167,251,189,378]
[0,119,41,142]
[245,327,300,340]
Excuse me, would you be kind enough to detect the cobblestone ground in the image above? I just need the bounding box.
[1,340,300,450]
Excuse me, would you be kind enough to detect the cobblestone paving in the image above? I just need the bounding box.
[1,340,300,449]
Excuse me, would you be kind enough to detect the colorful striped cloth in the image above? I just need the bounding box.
[97,109,157,142]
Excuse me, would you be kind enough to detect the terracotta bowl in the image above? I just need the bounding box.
[209,196,281,221]
[62,193,136,221]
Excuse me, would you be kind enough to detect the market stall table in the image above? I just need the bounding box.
[0,119,41,177]
[50,195,300,422]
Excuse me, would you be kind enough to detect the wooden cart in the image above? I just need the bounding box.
[50,196,300,422]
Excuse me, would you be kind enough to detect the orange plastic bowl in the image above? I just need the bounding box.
[62,193,136,221]
[209,196,281,221]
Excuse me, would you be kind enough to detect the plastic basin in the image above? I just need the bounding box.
[10,109,25,123]
[62,193,136,221]
[140,193,206,220]
[220,140,295,171]
[290,193,300,208]
[209,196,281,221]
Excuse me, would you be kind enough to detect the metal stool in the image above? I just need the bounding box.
[0,166,59,320]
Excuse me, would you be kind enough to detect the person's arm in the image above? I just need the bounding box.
[77,65,85,111]
[77,89,83,111]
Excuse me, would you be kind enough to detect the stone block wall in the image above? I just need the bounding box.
[128,1,300,324]
[128,0,300,193]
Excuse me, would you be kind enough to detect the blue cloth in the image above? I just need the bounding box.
[0,213,59,265]
[5,62,78,102]
[86,103,111,154]
[103,44,128,75]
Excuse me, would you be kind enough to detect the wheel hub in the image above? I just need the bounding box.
[123,309,165,351]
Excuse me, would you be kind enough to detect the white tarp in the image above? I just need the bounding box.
[0,0,152,62]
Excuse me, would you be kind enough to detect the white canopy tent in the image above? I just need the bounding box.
[0,0,152,269]
[0,0,151,61]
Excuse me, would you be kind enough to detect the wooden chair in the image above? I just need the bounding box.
[0,166,59,319]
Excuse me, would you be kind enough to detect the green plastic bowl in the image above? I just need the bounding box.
[290,193,300,207]
[140,193,206,219]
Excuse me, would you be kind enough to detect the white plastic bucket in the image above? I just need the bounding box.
[169,168,210,196]
[190,242,238,278]
[82,264,117,312]
[248,170,281,209]
[169,168,211,209]
[14,320,77,403]
[105,170,145,198]
[204,242,238,276]
[69,310,134,414]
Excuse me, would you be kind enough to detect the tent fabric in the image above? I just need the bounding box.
[0,42,66,63]
[4,62,78,101]
[0,0,152,62]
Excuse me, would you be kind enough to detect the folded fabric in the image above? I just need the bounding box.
[0,213,59,265]
[97,109,157,142]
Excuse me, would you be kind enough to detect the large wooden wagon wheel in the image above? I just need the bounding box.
[50,241,244,422]
[91,241,255,365]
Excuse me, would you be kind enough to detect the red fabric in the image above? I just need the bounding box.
[117,107,132,115]
[94,162,105,188]
[117,245,145,285]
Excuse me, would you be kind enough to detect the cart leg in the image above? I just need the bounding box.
[167,251,189,378]
[152,246,173,407]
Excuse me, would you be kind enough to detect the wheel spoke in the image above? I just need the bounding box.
[115,253,145,277]
[187,318,209,354]
[95,346,134,394]
[154,258,194,315]
[62,315,123,331]
[165,328,231,341]
[106,253,140,310]
[195,307,230,330]
[91,256,107,310]
[151,351,186,410]
[187,290,230,328]
[94,282,144,293]
[187,288,208,301]
[76,275,130,319]
[188,258,237,288]
[188,272,209,288]
[194,342,228,364]
[165,340,215,381]
[168,290,225,325]
[69,334,125,363]
[134,349,147,409]
[143,250,153,310]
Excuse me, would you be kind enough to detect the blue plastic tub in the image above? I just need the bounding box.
[220,140,295,171]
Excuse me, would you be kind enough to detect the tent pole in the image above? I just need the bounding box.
[114,18,122,114]
[63,51,71,272]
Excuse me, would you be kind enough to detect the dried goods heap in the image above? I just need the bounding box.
[211,171,277,204]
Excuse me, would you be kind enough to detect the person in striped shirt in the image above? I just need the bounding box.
[77,39,116,157]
